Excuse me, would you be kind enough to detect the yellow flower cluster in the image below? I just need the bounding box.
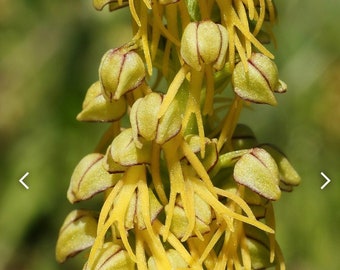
[56,1,300,269]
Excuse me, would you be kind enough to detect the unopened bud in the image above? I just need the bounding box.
[130,93,161,146]
[260,144,301,188]
[77,81,127,122]
[232,53,286,105]
[243,224,275,269]
[93,0,129,11]
[67,153,120,203]
[148,249,188,270]
[83,242,134,270]
[181,21,228,71]
[103,146,127,174]
[56,210,98,263]
[124,188,163,230]
[99,47,145,101]
[167,194,212,239]
[130,92,182,146]
[231,124,258,150]
[109,128,152,166]
[184,134,218,171]
[234,148,281,200]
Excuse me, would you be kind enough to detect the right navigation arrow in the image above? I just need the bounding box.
[320,172,331,190]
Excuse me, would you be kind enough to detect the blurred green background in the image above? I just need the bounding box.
[0,1,339,269]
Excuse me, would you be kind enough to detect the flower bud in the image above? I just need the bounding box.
[67,153,121,203]
[279,181,293,192]
[92,0,111,10]
[231,124,258,150]
[234,148,281,200]
[130,92,182,146]
[93,0,128,11]
[167,194,212,239]
[246,238,275,269]
[243,225,275,269]
[260,144,301,188]
[130,93,161,146]
[232,53,286,105]
[103,146,127,174]
[83,242,134,270]
[110,128,152,166]
[77,81,127,122]
[56,210,98,263]
[243,186,268,206]
[184,134,218,171]
[181,21,228,71]
[250,205,267,219]
[148,249,188,270]
[124,188,163,230]
[99,47,145,101]
[156,97,182,144]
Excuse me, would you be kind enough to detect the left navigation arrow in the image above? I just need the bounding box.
[19,172,30,189]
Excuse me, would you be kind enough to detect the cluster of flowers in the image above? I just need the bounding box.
[56,0,300,269]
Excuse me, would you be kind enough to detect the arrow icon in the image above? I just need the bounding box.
[19,172,30,189]
[320,172,331,190]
